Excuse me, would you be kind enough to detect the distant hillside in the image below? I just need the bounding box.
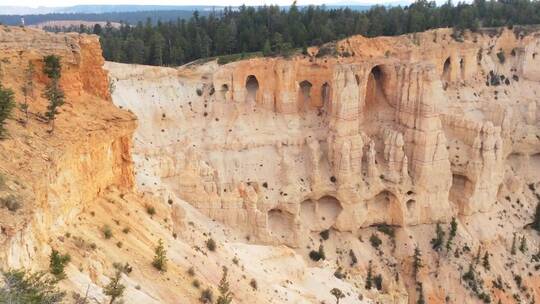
[30,20,122,29]
[0,5,220,15]
[0,10,209,26]
[0,4,372,26]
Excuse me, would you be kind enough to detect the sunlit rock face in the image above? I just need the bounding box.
[108,26,540,247]
[1,24,540,304]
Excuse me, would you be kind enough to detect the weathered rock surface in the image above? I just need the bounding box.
[108,26,540,303]
[1,24,540,304]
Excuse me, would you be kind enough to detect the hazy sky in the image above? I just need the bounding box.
[0,0,404,7]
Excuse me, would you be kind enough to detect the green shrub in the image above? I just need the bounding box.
[431,223,445,251]
[413,247,423,280]
[319,229,330,240]
[199,288,213,303]
[49,249,71,279]
[249,279,257,290]
[365,260,373,289]
[376,225,395,238]
[206,238,216,252]
[145,205,156,216]
[369,234,382,249]
[374,274,383,290]
[334,267,345,279]
[152,239,167,272]
[349,249,358,266]
[309,244,326,261]
[1,195,21,212]
[497,50,506,63]
[217,51,263,65]
[102,225,113,239]
[446,217,458,251]
[519,235,527,253]
[532,202,540,233]
[112,262,132,275]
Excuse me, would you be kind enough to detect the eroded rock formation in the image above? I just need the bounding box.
[1,25,540,304]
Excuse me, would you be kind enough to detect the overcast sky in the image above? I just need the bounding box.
[0,0,405,7]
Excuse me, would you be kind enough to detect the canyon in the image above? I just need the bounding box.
[0,24,540,304]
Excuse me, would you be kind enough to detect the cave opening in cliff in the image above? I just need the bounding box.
[321,82,331,109]
[299,80,313,110]
[365,190,404,226]
[449,173,474,214]
[268,208,295,240]
[406,199,416,212]
[459,58,465,80]
[300,195,342,231]
[364,65,392,122]
[245,75,259,103]
[221,84,229,100]
[442,57,451,89]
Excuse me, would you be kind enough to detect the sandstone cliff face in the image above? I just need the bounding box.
[108,27,540,241]
[0,27,374,304]
[107,26,540,303]
[0,26,135,267]
[1,25,540,304]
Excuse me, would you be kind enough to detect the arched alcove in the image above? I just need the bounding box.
[365,65,388,111]
[220,84,229,100]
[449,174,474,214]
[321,82,331,108]
[245,75,259,103]
[442,57,451,88]
[365,190,404,226]
[298,80,313,110]
[300,195,342,231]
[459,58,465,80]
[268,209,294,240]
[406,199,416,212]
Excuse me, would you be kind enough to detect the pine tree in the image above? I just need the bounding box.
[104,270,125,304]
[416,282,425,304]
[519,235,527,253]
[431,223,445,251]
[20,61,34,126]
[0,269,66,303]
[474,247,481,265]
[413,247,423,281]
[152,239,167,272]
[42,55,64,133]
[0,83,15,139]
[365,260,373,289]
[330,287,345,304]
[149,32,165,66]
[216,266,233,304]
[482,251,490,270]
[446,217,458,251]
[374,274,383,290]
[533,202,540,233]
[262,40,272,57]
[511,233,517,255]
[49,249,71,280]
